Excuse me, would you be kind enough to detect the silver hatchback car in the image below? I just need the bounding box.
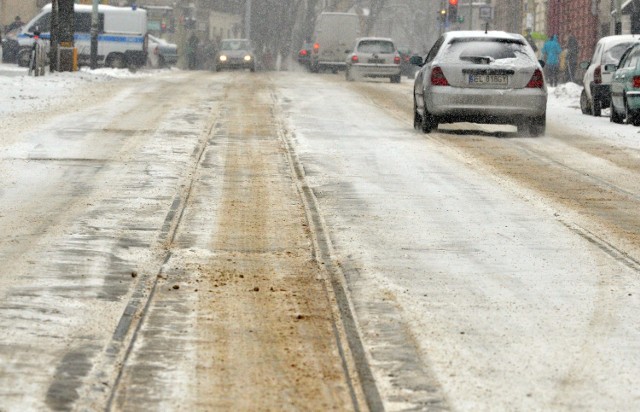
[346,37,402,83]
[411,31,547,136]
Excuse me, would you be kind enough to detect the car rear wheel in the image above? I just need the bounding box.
[611,102,624,124]
[413,99,422,130]
[580,89,591,114]
[419,98,437,133]
[591,97,601,117]
[346,67,354,82]
[528,116,546,137]
[107,53,126,69]
[625,99,640,126]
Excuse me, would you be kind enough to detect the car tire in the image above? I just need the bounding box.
[611,103,624,124]
[107,54,126,69]
[413,98,422,130]
[346,67,354,82]
[17,48,31,67]
[591,98,601,117]
[420,97,437,133]
[580,89,591,114]
[528,116,546,137]
[625,99,640,126]
[390,74,401,83]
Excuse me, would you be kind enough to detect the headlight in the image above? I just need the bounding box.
[219,55,227,62]
[244,55,252,62]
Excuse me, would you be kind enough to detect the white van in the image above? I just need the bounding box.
[17,3,147,69]
[310,12,360,73]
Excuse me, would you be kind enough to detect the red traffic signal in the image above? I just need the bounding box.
[449,0,458,5]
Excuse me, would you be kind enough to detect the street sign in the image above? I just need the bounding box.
[479,5,494,21]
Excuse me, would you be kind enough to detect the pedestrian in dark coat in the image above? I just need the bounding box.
[566,32,580,83]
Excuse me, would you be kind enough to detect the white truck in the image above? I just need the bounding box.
[310,12,360,73]
[17,3,147,69]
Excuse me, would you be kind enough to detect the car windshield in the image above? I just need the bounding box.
[221,40,251,51]
[446,38,533,64]
[357,40,395,54]
[603,42,636,65]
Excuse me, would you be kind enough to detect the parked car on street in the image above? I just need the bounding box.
[147,34,178,68]
[345,37,401,83]
[297,42,312,70]
[215,39,256,72]
[397,46,418,78]
[411,30,547,136]
[1,27,21,63]
[608,42,640,125]
[580,34,640,116]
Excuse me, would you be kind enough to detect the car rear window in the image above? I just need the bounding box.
[603,42,637,65]
[445,38,533,63]
[357,40,395,54]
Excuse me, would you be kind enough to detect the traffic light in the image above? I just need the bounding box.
[448,0,458,23]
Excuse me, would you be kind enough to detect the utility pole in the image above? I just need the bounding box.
[245,0,252,39]
[58,0,75,71]
[90,0,99,69]
[50,0,59,71]
[615,0,623,34]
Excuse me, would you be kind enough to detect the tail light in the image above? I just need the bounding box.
[351,55,359,63]
[431,66,449,86]
[299,49,308,57]
[633,76,640,88]
[594,65,602,84]
[394,55,401,64]
[313,43,320,54]
[526,68,544,88]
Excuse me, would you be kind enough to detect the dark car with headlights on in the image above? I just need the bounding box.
[411,31,547,136]
[216,38,256,72]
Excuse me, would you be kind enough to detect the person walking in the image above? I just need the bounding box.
[566,32,580,83]
[542,34,562,87]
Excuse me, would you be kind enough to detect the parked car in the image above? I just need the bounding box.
[216,38,256,72]
[608,42,640,125]
[297,42,312,70]
[580,34,640,116]
[2,27,21,63]
[411,30,547,136]
[345,37,401,83]
[147,34,178,68]
[397,46,418,78]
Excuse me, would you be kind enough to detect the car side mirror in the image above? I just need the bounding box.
[538,60,545,68]
[604,63,618,72]
[410,55,424,66]
[345,49,351,53]
[579,61,590,70]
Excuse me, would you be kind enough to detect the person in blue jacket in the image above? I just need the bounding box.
[541,34,562,87]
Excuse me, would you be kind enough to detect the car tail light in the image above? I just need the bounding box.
[394,55,401,64]
[351,55,359,63]
[299,49,308,57]
[431,66,449,86]
[594,65,602,84]
[526,68,544,88]
[313,43,320,53]
[633,76,640,88]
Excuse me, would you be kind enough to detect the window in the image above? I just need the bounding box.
[448,38,533,63]
[357,40,395,54]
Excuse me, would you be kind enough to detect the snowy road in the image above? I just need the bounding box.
[1,66,639,411]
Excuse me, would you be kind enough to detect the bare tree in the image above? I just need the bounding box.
[364,0,389,35]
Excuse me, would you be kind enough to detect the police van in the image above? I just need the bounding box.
[17,3,147,69]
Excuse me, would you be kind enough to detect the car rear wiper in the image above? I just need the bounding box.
[459,55,495,64]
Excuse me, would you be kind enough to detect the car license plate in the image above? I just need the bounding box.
[468,74,508,85]
[368,59,384,64]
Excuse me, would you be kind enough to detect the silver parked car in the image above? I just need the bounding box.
[345,37,402,83]
[411,31,547,136]
[147,34,178,68]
